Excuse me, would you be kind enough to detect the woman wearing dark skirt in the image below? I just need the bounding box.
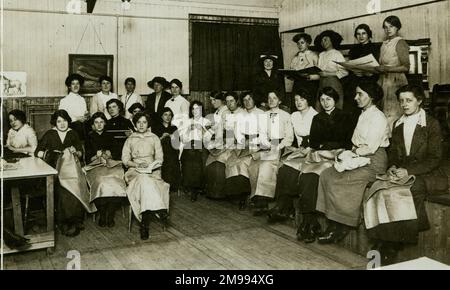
[316,82,390,244]
[152,107,182,194]
[35,110,95,237]
[84,112,127,228]
[179,101,212,201]
[268,89,318,222]
[105,98,134,158]
[295,87,356,243]
[365,85,447,264]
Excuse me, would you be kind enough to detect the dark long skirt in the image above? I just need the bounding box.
[181,148,207,189]
[367,176,430,244]
[224,175,251,200]
[56,184,85,227]
[296,173,320,214]
[205,162,227,199]
[162,154,181,192]
[274,165,301,215]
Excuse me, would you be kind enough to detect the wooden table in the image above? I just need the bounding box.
[2,157,58,254]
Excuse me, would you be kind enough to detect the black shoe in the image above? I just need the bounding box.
[65,225,81,237]
[253,208,268,216]
[303,224,322,244]
[3,228,31,249]
[238,200,246,211]
[98,210,107,227]
[317,228,349,244]
[107,212,115,228]
[267,209,288,224]
[191,192,198,202]
[379,242,400,266]
[296,222,309,241]
[140,227,149,240]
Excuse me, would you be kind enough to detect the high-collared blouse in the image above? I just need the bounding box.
[59,92,87,122]
[164,95,190,128]
[6,124,38,154]
[291,107,318,146]
[290,50,319,71]
[260,108,294,149]
[318,49,349,79]
[120,92,143,120]
[351,105,390,156]
[90,91,119,120]
[122,130,163,166]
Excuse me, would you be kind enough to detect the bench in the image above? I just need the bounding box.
[330,194,450,265]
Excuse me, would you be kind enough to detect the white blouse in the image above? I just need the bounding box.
[6,124,38,154]
[290,50,319,71]
[395,109,427,156]
[352,105,390,156]
[260,108,294,149]
[121,92,143,119]
[291,107,318,146]
[318,49,349,79]
[59,92,87,122]
[90,91,119,120]
[164,95,190,128]
[180,117,212,144]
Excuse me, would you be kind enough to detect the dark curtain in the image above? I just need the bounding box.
[191,22,283,91]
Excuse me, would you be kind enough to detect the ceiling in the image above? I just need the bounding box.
[139,0,284,8]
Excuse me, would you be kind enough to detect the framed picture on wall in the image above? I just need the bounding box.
[1,71,27,97]
[68,54,114,95]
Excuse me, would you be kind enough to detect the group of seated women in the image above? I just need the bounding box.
[2,15,446,266]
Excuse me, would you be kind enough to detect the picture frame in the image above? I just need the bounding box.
[68,54,114,95]
[1,71,27,97]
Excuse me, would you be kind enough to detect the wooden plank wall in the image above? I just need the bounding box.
[279,0,439,32]
[280,0,450,90]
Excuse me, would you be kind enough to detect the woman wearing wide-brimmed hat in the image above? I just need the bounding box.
[145,76,172,120]
[59,73,90,140]
[252,54,285,108]
[90,75,119,120]
[309,30,348,111]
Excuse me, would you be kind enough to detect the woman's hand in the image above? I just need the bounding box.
[374,65,387,73]
[394,168,408,179]
[137,162,149,169]
[387,166,397,177]
[37,151,45,159]
[308,74,320,81]
[68,146,77,154]
[161,133,170,140]
[96,150,103,158]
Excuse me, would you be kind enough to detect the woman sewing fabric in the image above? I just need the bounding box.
[315,82,390,244]
[122,112,170,240]
[179,101,212,202]
[152,107,181,194]
[365,85,447,264]
[84,112,127,228]
[35,110,95,237]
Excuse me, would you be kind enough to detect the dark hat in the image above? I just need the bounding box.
[259,54,279,63]
[314,30,344,51]
[210,91,226,101]
[169,79,183,89]
[147,76,169,89]
[65,73,85,87]
[292,33,312,44]
[99,75,113,84]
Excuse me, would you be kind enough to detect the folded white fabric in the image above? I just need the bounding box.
[334,150,371,172]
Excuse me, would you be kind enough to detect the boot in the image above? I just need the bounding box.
[157,210,169,231]
[3,227,31,249]
[267,207,288,224]
[140,211,151,240]
[98,206,107,228]
[106,203,116,228]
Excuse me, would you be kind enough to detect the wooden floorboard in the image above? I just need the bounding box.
[3,193,367,270]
